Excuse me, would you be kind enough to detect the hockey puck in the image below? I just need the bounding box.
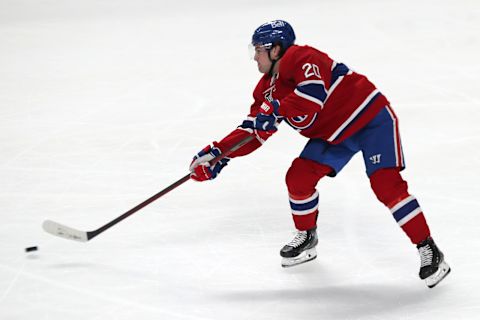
[25,246,38,253]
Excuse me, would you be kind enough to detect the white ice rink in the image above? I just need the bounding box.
[1,0,480,319]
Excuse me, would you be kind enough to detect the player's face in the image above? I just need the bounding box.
[253,46,272,74]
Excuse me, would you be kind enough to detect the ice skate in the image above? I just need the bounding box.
[417,237,451,288]
[280,227,318,267]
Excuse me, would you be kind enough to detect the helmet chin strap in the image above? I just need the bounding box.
[267,49,279,77]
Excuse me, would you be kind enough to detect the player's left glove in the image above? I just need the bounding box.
[254,99,282,131]
[189,144,230,182]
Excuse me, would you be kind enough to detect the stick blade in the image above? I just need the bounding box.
[42,220,89,242]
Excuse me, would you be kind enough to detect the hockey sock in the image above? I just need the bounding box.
[389,195,430,244]
[290,191,319,231]
[370,168,430,244]
[286,158,332,231]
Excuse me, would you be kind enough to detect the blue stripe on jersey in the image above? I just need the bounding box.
[289,197,319,212]
[392,199,420,222]
[331,63,350,86]
[296,82,328,104]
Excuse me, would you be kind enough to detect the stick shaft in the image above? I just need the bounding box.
[88,135,254,240]
[88,173,191,239]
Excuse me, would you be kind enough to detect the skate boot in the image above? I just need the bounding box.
[280,227,318,267]
[417,237,451,288]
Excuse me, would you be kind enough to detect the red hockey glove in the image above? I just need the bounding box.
[255,100,282,131]
[189,144,230,182]
[253,100,282,141]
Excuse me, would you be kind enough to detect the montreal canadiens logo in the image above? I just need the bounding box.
[285,114,317,131]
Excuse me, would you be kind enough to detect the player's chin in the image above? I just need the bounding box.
[257,65,268,74]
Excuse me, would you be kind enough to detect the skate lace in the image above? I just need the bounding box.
[287,231,307,248]
[419,244,433,267]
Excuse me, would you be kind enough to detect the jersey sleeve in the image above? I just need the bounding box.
[215,80,277,158]
[277,48,333,118]
[215,127,260,158]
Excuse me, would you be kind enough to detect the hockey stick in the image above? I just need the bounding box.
[42,135,254,242]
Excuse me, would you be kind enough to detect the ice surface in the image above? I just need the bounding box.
[1,0,479,319]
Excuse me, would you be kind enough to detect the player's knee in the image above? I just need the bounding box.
[369,168,409,207]
[286,158,330,197]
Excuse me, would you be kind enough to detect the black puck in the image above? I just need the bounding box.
[25,246,38,252]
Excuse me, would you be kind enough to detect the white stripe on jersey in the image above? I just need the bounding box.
[327,89,379,142]
[294,88,324,109]
[324,62,352,105]
[297,79,327,87]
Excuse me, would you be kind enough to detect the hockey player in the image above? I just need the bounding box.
[189,20,450,288]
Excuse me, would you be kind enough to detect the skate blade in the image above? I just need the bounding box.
[281,248,317,268]
[425,261,451,288]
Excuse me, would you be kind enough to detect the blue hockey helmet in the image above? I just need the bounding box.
[251,20,296,51]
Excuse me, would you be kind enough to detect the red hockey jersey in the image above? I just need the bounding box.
[216,45,389,157]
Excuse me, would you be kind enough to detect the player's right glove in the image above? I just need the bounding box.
[189,144,230,182]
